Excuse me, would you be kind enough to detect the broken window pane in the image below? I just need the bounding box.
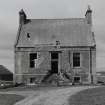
[30,53,37,68]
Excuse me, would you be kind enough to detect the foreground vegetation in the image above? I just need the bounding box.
[0,94,24,105]
[69,86,105,105]
[0,84,70,92]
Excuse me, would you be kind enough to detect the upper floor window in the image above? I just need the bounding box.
[30,53,37,68]
[73,52,80,67]
[51,52,59,60]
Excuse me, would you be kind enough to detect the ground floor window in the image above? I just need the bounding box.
[73,52,80,67]
[30,53,37,68]
[73,76,81,83]
[30,77,36,83]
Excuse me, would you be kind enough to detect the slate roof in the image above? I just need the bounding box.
[15,18,95,47]
[0,65,13,75]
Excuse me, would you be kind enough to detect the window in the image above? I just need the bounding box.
[73,53,80,67]
[30,53,37,68]
[73,76,81,83]
[27,33,30,38]
[30,77,36,83]
[51,52,59,59]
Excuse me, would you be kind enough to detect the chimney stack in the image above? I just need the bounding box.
[85,5,92,25]
[19,9,27,24]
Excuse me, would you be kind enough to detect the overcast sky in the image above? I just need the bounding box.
[0,0,105,72]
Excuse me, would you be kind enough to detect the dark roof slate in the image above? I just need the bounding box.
[0,65,13,75]
[16,18,95,47]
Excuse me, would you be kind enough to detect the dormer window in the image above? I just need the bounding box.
[27,33,30,38]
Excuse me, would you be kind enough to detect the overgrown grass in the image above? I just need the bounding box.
[0,85,58,92]
[0,85,71,92]
[69,86,105,105]
[0,94,24,105]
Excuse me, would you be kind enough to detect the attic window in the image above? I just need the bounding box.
[27,33,30,38]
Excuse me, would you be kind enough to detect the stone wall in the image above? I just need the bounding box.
[14,47,96,84]
[91,47,96,84]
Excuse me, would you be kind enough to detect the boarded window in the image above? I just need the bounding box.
[73,53,80,67]
[30,53,37,68]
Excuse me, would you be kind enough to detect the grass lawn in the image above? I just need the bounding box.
[0,94,24,105]
[69,86,105,105]
[0,86,57,92]
[0,85,70,92]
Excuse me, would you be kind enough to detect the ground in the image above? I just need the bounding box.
[0,94,24,105]
[69,86,105,105]
[0,86,97,105]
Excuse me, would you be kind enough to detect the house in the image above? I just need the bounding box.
[14,6,96,85]
[0,65,13,81]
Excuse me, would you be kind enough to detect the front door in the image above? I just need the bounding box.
[51,61,58,73]
[51,52,59,73]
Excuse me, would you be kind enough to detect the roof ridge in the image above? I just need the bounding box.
[29,18,85,20]
[16,17,94,47]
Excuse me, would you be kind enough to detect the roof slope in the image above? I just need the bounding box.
[15,18,95,47]
[0,65,13,75]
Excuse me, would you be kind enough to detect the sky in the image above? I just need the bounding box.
[0,0,105,72]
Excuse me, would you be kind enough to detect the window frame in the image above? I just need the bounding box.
[73,52,81,68]
[30,77,36,83]
[29,53,37,68]
[73,76,81,83]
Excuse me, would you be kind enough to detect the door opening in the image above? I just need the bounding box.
[51,61,58,73]
[51,52,59,74]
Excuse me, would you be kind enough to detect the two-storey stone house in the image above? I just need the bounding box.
[14,6,96,85]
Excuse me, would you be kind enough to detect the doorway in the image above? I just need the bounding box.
[51,61,58,73]
[51,52,59,73]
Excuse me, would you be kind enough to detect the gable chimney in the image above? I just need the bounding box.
[85,5,92,25]
[19,9,27,24]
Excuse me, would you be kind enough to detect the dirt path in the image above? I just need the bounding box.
[14,86,97,105]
